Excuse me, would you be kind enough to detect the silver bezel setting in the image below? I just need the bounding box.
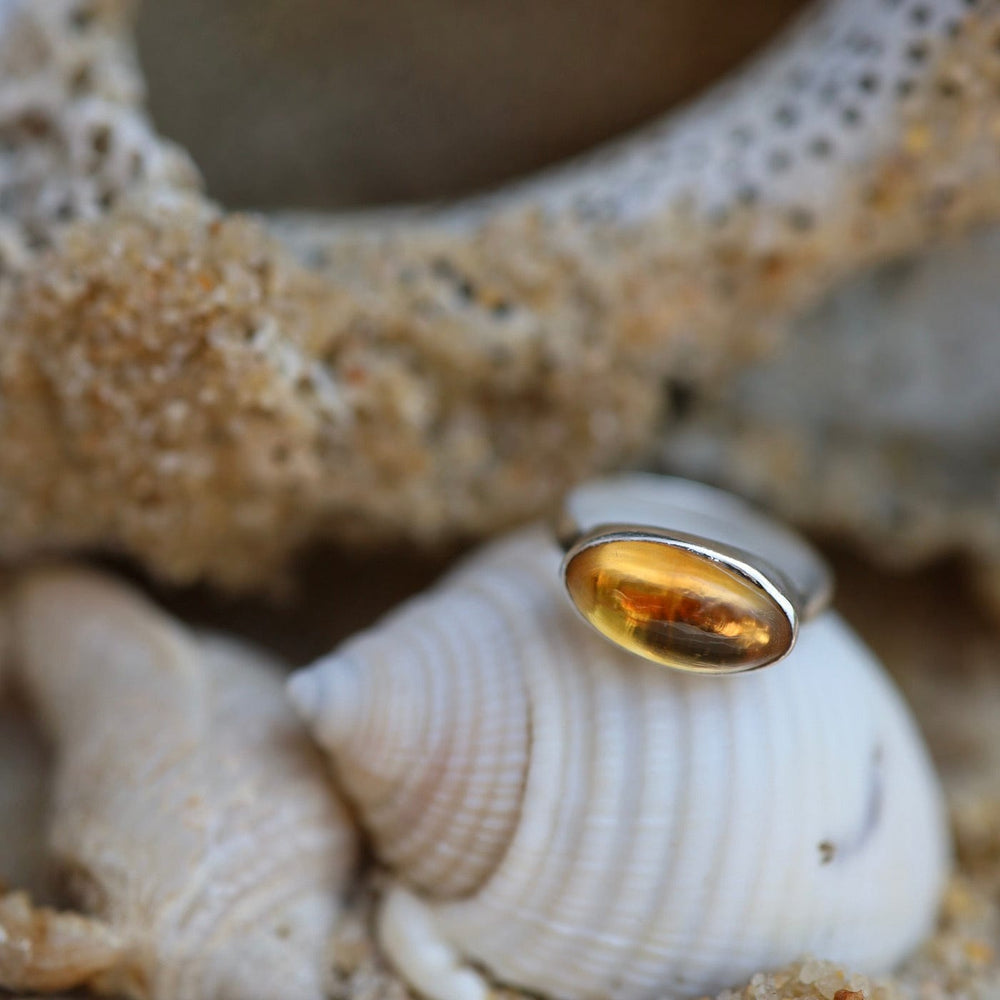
[561,523,804,674]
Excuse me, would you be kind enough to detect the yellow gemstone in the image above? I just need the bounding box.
[565,538,793,673]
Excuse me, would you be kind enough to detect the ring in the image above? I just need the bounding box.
[557,474,834,674]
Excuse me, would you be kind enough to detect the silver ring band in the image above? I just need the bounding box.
[558,474,833,674]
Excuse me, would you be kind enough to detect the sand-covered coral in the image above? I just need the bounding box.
[0,1,997,585]
[0,201,661,585]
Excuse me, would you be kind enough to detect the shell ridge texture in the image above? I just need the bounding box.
[146,643,341,955]
[608,664,691,994]
[516,598,661,987]
[6,566,358,1000]
[429,566,532,896]
[383,607,489,894]
[289,511,948,1000]
[421,540,555,917]
[487,579,596,984]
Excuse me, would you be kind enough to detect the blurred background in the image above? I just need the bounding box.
[138,0,806,209]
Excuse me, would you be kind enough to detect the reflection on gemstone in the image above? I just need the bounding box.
[564,538,792,672]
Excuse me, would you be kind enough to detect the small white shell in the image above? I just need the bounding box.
[2,566,358,1000]
[291,513,949,1000]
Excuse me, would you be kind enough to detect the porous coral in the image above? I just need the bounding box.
[0,0,998,586]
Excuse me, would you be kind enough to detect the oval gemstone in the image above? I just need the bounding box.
[564,538,793,673]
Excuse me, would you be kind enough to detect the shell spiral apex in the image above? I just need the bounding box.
[289,490,950,1000]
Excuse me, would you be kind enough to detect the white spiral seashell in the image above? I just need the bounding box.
[2,566,358,1000]
[290,510,949,1000]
